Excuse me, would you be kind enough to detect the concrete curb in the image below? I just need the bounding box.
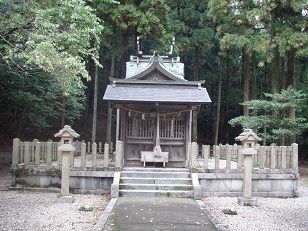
[92,198,117,231]
[10,187,61,193]
[195,199,228,231]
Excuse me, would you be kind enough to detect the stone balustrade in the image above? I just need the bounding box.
[188,142,298,172]
[11,138,116,170]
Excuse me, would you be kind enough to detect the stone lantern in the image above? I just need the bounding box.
[235,129,261,206]
[54,125,79,203]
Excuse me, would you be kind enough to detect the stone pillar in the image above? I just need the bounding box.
[54,125,80,203]
[12,138,20,166]
[238,147,257,206]
[187,142,192,168]
[281,146,287,170]
[235,129,261,206]
[46,141,52,169]
[92,142,97,170]
[61,150,70,195]
[103,143,109,168]
[270,143,276,169]
[202,145,209,170]
[24,142,30,166]
[115,141,124,170]
[57,141,62,166]
[35,142,41,167]
[226,144,231,170]
[57,145,75,203]
[215,145,220,170]
[292,143,298,171]
[191,142,198,171]
[80,141,86,170]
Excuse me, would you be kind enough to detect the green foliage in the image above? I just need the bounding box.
[229,87,308,144]
[1,0,103,94]
[0,60,85,131]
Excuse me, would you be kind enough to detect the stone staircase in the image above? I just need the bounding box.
[119,167,193,198]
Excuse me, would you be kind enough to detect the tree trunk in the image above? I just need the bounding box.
[220,50,231,143]
[110,55,115,79]
[61,97,66,128]
[280,56,286,89]
[91,66,98,143]
[242,47,249,116]
[286,48,296,89]
[106,56,115,144]
[271,47,279,94]
[251,50,257,115]
[286,48,296,144]
[214,60,223,145]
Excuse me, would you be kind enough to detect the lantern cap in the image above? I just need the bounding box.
[54,125,80,138]
[235,129,262,142]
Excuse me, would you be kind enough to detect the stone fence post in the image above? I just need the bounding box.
[92,142,97,170]
[115,141,124,170]
[202,145,209,170]
[191,142,198,171]
[292,143,298,171]
[80,141,86,170]
[104,143,109,169]
[12,138,20,166]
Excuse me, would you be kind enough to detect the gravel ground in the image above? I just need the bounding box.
[0,165,10,190]
[0,166,110,231]
[202,180,308,231]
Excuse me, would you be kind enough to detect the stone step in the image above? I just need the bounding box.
[120,177,192,185]
[119,183,193,191]
[121,171,190,178]
[119,189,193,198]
[122,167,189,172]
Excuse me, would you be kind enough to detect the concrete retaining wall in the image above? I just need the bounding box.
[12,170,114,195]
[199,170,299,197]
[12,169,298,198]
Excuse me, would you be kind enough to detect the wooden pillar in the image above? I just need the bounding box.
[106,102,112,145]
[156,109,160,146]
[116,108,120,141]
[188,109,192,143]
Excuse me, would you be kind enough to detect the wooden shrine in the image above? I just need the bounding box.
[103,50,211,167]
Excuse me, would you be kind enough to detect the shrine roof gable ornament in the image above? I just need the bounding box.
[235,129,262,142]
[54,125,80,138]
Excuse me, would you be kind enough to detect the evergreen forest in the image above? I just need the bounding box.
[0,0,307,159]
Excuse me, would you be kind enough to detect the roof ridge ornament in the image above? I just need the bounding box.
[137,36,142,56]
[169,37,175,56]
